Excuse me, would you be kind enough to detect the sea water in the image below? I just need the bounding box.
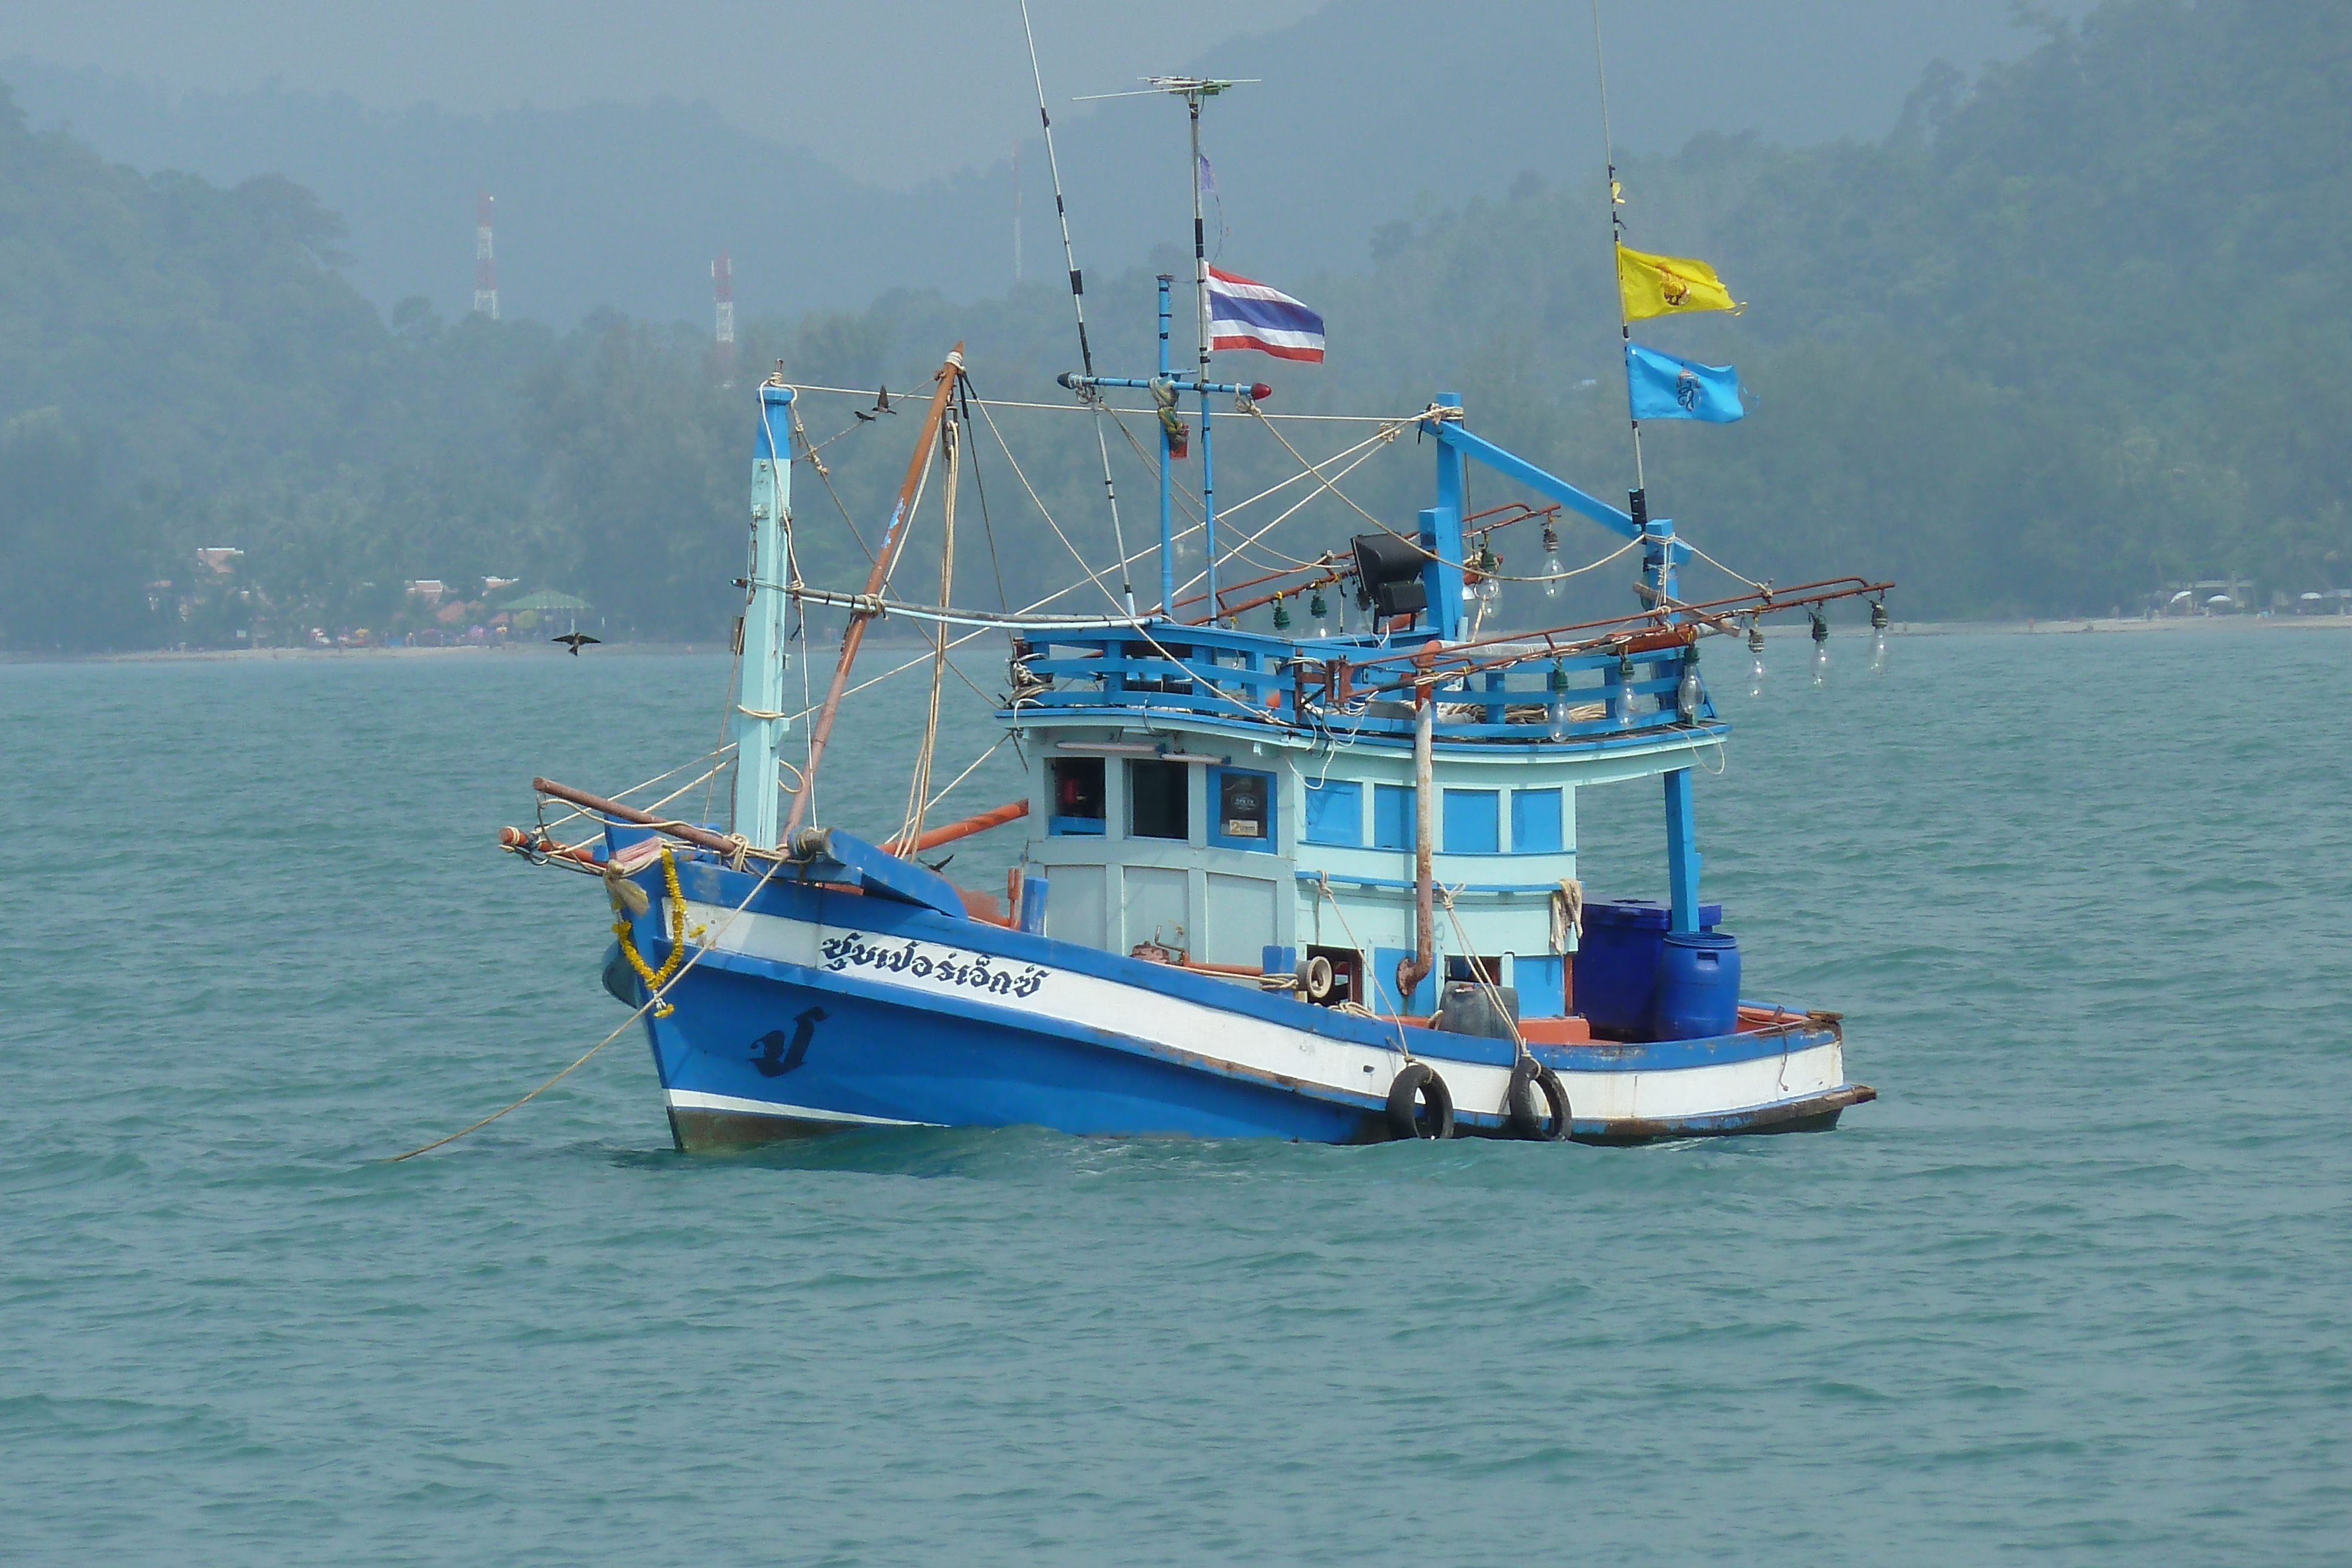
[2,627,2346,1565]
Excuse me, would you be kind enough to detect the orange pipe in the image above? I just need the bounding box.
[884,797,1028,855]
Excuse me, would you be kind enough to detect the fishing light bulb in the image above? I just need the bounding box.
[1616,652,1638,727]
[1541,523,1563,599]
[1547,659,1572,740]
[1810,612,1830,686]
[1676,647,1703,721]
[1477,544,1501,603]
[1272,593,1292,633]
[1746,620,1767,698]
[1870,598,1890,673]
[1309,590,1329,636]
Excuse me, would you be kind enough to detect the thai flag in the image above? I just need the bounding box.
[1207,266,1326,363]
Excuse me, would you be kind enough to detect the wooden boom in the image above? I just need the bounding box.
[784,343,965,838]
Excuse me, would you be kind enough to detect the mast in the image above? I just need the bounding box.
[732,380,795,847]
[784,346,964,840]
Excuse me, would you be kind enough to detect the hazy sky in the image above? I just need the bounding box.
[10,0,2087,188]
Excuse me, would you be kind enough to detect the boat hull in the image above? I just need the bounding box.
[614,860,1871,1151]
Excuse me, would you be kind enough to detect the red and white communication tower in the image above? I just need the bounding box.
[712,251,735,379]
[473,193,499,320]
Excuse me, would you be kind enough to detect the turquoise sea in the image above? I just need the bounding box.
[4,626,2347,1565]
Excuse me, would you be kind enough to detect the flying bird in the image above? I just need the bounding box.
[552,633,602,656]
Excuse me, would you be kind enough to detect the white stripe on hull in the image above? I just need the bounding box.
[666,1088,927,1128]
[676,901,1843,1126]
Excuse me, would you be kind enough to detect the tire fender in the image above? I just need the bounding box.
[1385,1061,1455,1140]
[1506,1059,1572,1142]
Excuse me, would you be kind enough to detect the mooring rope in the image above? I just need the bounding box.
[387,851,783,1162]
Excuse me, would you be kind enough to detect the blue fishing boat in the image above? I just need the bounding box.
[502,72,1886,1150]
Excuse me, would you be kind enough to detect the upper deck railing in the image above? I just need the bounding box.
[1004,620,1719,748]
[999,575,1890,750]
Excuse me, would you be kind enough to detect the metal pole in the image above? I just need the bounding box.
[1158,275,1175,617]
[1201,393,1219,618]
[1189,93,1220,616]
[1394,686,1438,1014]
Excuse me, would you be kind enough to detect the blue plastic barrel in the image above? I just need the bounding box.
[1018,873,1050,934]
[1573,899,1722,1037]
[1653,931,1741,1041]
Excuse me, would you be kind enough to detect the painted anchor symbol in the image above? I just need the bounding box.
[749,1007,827,1077]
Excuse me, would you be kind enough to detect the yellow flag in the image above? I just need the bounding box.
[1617,245,1741,320]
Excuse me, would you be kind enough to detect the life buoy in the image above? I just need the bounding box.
[1385,1062,1455,1140]
[1506,1060,1572,1142]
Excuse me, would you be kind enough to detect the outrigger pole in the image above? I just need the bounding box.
[1591,0,1645,497]
[784,346,964,840]
[1020,0,1136,618]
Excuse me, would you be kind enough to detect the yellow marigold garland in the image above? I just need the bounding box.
[613,844,690,1016]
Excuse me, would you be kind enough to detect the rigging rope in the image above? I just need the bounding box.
[972,395,1134,615]
[791,396,877,566]
[898,415,960,852]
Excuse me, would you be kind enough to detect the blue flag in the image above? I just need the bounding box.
[1626,342,1744,423]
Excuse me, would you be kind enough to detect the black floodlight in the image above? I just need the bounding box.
[1351,533,1427,620]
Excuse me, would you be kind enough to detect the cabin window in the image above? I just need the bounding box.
[1049,756,1105,835]
[1512,788,1563,854]
[1442,788,1500,854]
[1445,954,1504,985]
[1128,758,1190,841]
[1372,783,1416,850]
[1208,767,1276,851]
[1302,778,1362,847]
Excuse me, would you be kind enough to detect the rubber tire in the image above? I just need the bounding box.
[1506,1061,1572,1142]
[1385,1062,1455,1141]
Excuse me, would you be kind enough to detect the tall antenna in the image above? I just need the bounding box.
[473,193,499,320]
[1073,75,1253,619]
[1018,0,1135,617]
[712,251,735,382]
[1165,79,1231,383]
[1073,76,1251,378]
[1590,2,1643,491]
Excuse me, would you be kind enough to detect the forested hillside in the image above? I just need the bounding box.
[2,0,2344,650]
